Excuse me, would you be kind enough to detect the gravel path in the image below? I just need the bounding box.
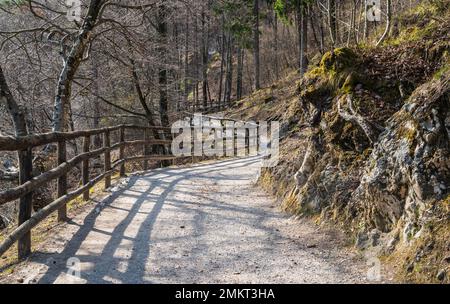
[1,156,367,284]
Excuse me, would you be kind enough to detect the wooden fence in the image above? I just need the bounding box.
[0,124,175,260]
[186,101,226,114]
[0,118,261,260]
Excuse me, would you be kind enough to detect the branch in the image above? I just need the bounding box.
[93,92,143,117]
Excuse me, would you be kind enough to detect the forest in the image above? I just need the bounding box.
[0,0,449,284]
[0,0,424,135]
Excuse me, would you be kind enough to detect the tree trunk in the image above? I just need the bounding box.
[318,0,325,54]
[309,6,322,55]
[356,0,364,43]
[201,7,208,108]
[184,13,190,111]
[347,0,357,46]
[157,4,169,127]
[364,0,368,40]
[328,0,337,48]
[0,64,32,259]
[300,2,308,75]
[0,65,28,136]
[274,11,279,79]
[296,1,308,75]
[225,36,234,105]
[376,0,392,46]
[236,47,244,100]
[194,16,199,109]
[253,0,261,90]
[174,22,181,112]
[218,15,226,109]
[52,0,103,132]
[91,58,101,149]
[336,0,341,45]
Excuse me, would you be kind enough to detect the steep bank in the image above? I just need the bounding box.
[225,2,449,283]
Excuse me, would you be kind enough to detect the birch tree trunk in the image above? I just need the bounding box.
[376,0,392,46]
[52,0,104,132]
[328,0,337,48]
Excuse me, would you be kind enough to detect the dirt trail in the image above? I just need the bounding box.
[1,157,368,284]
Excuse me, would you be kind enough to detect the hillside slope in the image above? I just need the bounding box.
[225,2,450,283]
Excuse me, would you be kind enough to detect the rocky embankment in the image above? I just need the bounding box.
[227,3,449,283]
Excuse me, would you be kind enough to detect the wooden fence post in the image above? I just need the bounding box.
[57,140,68,222]
[82,136,90,201]
[234,126,237,157]
[256,122,260,155]
[191,118,195,164]
[104,131,111,189]
[245,127,250,156]
[119,127,126,177]
[222,120,226,157]
[17,148,33,259]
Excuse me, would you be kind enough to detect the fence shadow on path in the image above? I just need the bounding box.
[33,157,264,283]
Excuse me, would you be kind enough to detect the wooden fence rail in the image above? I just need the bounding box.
[0,118,261,260]
[0,124,172,151]
[0,124,175,259]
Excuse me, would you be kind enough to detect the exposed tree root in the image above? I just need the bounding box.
[337,94,384,144]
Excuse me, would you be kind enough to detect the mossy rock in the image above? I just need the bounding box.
[320,47,359,73]
[304,47,359,83]
[339,72,359,95]
[308,53,323,69]
[396,120,419,144]
[301,82,331,105]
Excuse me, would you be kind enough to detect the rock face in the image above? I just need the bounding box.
[233,5,449,281]
[285,42,449,238]
[257,47,449,282]
[353,73,449,236]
